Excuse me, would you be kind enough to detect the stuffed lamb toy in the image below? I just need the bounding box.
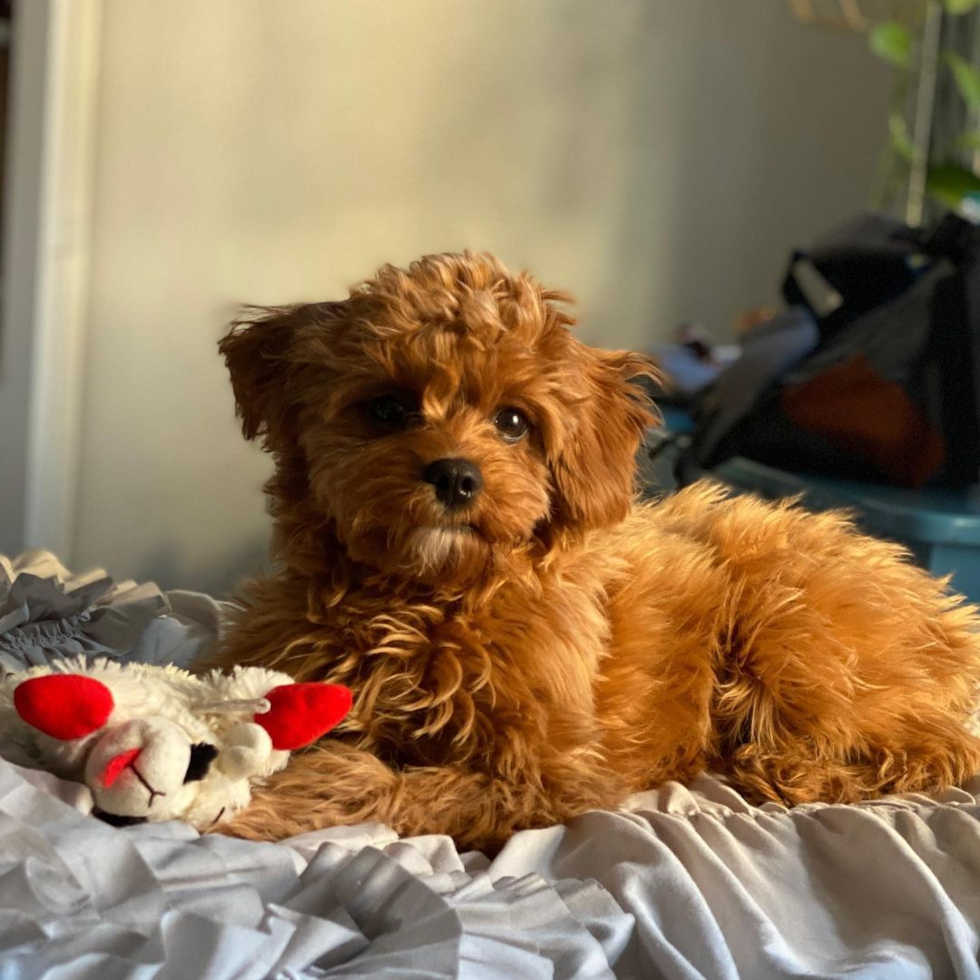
[0,658,352,829]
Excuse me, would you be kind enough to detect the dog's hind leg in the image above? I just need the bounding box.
[602,485,980,803]
[700,495,980,804]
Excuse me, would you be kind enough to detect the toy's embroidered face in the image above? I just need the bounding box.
[84,717,221,824]
[11,672,352,828]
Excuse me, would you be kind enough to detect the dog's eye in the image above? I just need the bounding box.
[184,742,218,783]
[493,407,530,442]
[368,395,409,429]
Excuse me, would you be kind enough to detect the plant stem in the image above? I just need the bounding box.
[907,0,944,225]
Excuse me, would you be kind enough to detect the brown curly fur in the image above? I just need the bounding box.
[213,251,980,852]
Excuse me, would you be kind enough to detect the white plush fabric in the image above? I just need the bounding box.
[3,552,980,978]
[0,658,305,828]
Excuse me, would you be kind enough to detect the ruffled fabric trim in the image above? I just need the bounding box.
[4,758,980,979]
[0,551,226,673]
[0,759,630,978]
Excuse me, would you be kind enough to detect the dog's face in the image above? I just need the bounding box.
[221,253,656,584]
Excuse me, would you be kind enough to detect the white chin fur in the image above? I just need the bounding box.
[409,526,473,571]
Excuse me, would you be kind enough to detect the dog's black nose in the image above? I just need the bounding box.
[423,458,483,509]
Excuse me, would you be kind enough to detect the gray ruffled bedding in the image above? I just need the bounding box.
[0,551,223,673]
[2,552,980,979]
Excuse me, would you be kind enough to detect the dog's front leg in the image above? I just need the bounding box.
[215,740,401,841]
[215,739,585,852]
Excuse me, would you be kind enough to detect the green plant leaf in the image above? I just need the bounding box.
[889,112,914,162]
[869,22,912,68]
[926,163,980,208]
[943,51,980,109]
[945,0,980,14]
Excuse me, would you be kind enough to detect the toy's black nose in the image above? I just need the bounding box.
[423,458,483,509]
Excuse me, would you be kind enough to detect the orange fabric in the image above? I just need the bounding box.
[781,354,945,487]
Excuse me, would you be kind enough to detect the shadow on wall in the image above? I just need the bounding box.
[604,5,889,336]
[137,534,271,601]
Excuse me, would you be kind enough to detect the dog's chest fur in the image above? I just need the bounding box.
[230,567,613,778]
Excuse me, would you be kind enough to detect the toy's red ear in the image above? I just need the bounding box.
[255,683,352,751]
[14,674,114,740]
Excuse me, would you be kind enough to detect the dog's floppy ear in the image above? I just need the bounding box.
[549,346,660,532]
[219,302,344,450]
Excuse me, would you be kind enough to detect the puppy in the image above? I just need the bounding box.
[215,251,980,850]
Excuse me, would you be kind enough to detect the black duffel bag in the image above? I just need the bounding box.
[675,211,980,490]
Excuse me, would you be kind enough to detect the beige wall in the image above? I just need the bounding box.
[71,0,891,594]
